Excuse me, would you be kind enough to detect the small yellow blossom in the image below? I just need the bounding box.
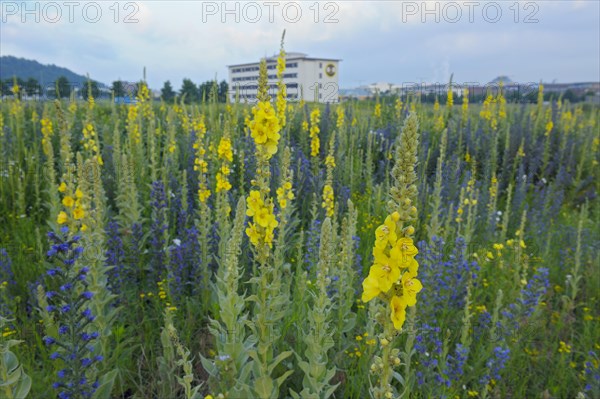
[73,207,85,220]
[558,341,572,354]
[62,196,75,208]
[57,211,68,224]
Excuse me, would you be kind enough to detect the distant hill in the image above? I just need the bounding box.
[0,55,105,88]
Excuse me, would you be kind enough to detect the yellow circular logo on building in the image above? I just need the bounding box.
[325,63,336,77]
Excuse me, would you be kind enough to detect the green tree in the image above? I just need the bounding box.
[180,78,199,104]
[161,80,176,103]
[198,81,212,102]
[112,80,125,97]
[1,79,11,96]
[25,77,40,97]
[218,80,228,102]
[563,89,578,103]
[55,76,71,98]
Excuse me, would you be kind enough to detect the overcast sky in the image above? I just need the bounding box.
[1,1,599,89]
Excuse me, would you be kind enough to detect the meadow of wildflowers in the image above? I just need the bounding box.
[0,40,599,399]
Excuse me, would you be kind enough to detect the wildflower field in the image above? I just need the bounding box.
[0,44,599,399]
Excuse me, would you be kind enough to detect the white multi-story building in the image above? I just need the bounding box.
[228,52,340,103]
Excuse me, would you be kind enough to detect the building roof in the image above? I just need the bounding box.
[228,52,341,67]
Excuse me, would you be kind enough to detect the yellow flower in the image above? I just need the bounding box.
[217,137,233,162]
[361,274,381,303]
[249,101,281,158]
[58,182,67,193]
[322,184,335,217]
[198,188,211,203]
[368,260,400,293]
[398,256,419,276]
[246,190,263,217]
[246,223,260,246]
[57,211,68,224]
[401,272,423,306]
[75,189,83,199]
[215,172,232,193]
[264,228,275,248]
[390,295,408,330]
[374,103,382,118]
[310,136,320,157]
[558,341,572,354]
[374,215,398,249]
[325,155,336,168]
[62,196,75,208]
[394,237,418,258]
[255,206,278,229]
[73,207,85,220]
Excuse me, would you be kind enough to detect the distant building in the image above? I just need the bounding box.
[227,52,340,103]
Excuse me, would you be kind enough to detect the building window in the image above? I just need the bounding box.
[319,62,322,68]
[319,73,322,79]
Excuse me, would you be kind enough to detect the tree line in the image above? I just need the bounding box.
[1,76,229,103]
[1,76,101,99]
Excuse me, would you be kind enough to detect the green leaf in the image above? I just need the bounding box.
[274,370,294,389]
[3,351,18,373]
[392,371,405,385]
[267,350,292,375]
[92,369,118,399]
[13,373,32,399]
[324,382,340,398]
[342,315,357,333]
[253,375,274,399]
[199,355,217,377]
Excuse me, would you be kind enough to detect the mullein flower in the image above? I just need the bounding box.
[193,115,210,203]
[80,93,103,166]
[362,113,421,399]
[276,35,287,128]
[321,137,336,218]
[395,97,403,120]
[461,88,469,124]
[41,117,54,154]
[245,57,281,254]
[336,105,345,129]
[321,185,335,218]
[373,103,382,119]
[276,181,294,210]
[309,108,321,157]
[126,104,141,145]
[42,226,102,399]
[56,183,87,231]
